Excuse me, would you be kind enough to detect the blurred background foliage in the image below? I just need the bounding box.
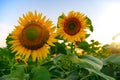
[0,38,120,80]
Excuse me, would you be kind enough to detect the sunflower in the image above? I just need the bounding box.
[57,11,89,42]
[8,11,57,62]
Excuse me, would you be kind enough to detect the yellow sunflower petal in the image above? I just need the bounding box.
[24,50,31,61]
[32,50,37,62]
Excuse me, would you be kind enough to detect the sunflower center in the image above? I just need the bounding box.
[26,27,39,40]
[19,23,49,50]
[64,18,81,35]
[69,23,75,30]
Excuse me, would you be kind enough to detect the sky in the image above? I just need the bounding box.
[0,0,120,47]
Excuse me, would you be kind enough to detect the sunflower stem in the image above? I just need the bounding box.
[70,43,75,54]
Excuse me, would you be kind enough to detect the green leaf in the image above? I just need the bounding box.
[53,54,65,64]
[68,54,102,71]
[6,34,13,49]
[49,66,64,79]
[78,41,90,51]
[30,66,50,80]
[101,65,114,77]
[79,55,103,70]
[55,42,67,54]
[103,54,120,65]
[87,68,115,80]
[0,64,24,80]
[86,34,90,38]
[67,70,79,80]
[10,65,24,79]
[86,17,94,32]
[41,61,54,69]
[58,14,64,19]
[69,54,115,80]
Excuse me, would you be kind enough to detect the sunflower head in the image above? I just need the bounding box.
[19,22,49,50]
[8,11,57,62]
[57,11,90,42]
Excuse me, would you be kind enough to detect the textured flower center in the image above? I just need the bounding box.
[69,23,75,30]
[64,18,81,35]
[26,27,39,40]
[19,23,49,50]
